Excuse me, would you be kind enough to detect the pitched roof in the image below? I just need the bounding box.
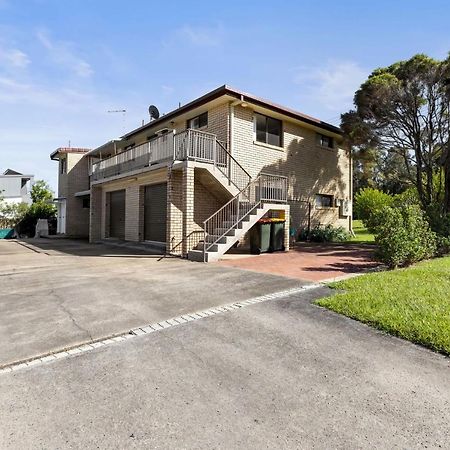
[3,169,22,175]
[122,85,342,140]
[50,147,91,160]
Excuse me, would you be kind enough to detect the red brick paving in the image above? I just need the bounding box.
[217,243,379,282]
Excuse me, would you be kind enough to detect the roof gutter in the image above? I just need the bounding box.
[121,85,342,141]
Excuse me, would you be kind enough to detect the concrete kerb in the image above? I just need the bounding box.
[0,283,323,375]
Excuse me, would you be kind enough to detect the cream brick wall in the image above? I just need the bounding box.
[231,105,351,231]
[167,168,184,255]
[58,153,90,237]
[166,166,227,256]
[89,185,102,242]
[87,98,351,251]
[130,103,230,148]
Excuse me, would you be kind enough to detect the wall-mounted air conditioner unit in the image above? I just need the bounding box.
[340,200,352,217]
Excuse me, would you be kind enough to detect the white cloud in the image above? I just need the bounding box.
[294,60,367,114]
[36,29,93,78]
[164,24,224,48]
[161,84,174,95]
[0,46,30,68]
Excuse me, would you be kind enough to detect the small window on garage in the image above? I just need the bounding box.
[82,198,90,209]
[187,112,208,130]
[315,194,334,208]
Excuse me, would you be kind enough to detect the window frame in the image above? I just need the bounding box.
[316,133,334,149]
[60,158,67,175]
[315,193,334,209]
[187,111,208,130]
[254,113,283,148]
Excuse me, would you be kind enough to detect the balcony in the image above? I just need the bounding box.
[92,129,228,182]
[90,129,251,191]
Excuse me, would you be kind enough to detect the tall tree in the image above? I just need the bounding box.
[342,54,450,213]
[30,180,54,204]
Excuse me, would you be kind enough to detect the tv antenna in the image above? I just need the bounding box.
[107,109,127,133]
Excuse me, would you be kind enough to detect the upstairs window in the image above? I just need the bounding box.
[60,158,67,174]
[255,113,282,147]
[315,194,334,208]
[187,112,208,130]
[317,133,334,149]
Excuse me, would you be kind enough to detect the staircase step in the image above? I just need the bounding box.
[195,242,220,252]
[188,201,271,263]
[205,235,230,244]
[213,227,237,237]
[187,249,219,262]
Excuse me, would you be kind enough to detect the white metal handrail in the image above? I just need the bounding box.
[91,133,174,181]
[173,129,251,191]
[202,173,287,261]
[91,129,251,191]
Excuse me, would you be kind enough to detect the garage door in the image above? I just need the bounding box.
[144,183,167,242]
[109,190,125,239]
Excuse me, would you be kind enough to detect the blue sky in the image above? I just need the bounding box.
[0,0,449,190]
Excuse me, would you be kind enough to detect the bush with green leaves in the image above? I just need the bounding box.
[375,205,437,268]
[30,180,54,204]
[0,201,29,228]
[16,202,56,237]
[298,224,350,243]
[354,188,394,232]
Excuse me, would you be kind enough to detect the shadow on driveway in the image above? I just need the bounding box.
[218,242,380,281]
[18,238,168,259]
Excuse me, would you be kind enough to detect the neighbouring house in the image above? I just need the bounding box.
[0,169,34,205]
[50,148,91,236]
[50,85,352,261]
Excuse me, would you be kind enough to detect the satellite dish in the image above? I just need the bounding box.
[148,105,160,121]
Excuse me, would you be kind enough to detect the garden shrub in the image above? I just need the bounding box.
[375,205,437,268]
[393,188,420,208]
[16,202,57,237]
[299,224,349,243]
[0,202,29,228]
[436,235,450,256]
[354,188,393,233]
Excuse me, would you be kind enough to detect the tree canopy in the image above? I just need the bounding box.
[31,180,54,204]
[342,53,450,213]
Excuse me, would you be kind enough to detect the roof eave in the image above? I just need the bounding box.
[121,85,342,140]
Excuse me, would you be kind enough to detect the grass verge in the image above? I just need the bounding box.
[348,219,375,244]
[316,257,450,356]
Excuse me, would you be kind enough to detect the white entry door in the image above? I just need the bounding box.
[57,199,66,234]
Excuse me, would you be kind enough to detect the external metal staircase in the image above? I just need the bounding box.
[188,173,288,262]
[90,127,287,262]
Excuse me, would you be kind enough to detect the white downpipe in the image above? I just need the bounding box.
[229,95,245,156]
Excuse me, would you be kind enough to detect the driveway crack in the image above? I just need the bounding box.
[49,289,93,341]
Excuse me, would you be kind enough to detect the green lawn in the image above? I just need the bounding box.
[316,257,450,355]
[349,219,375,243]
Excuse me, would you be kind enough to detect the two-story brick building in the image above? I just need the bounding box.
[51,85,352,261]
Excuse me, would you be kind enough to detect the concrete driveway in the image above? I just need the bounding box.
[1,286,448,449]
[1,238,449,448]
[0,239,305,366]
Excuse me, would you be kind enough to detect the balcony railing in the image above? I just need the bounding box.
[91,133,174,181]
[91,129,251,191]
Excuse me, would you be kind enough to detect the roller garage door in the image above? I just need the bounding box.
[109,189,125,239]
[144,183,167,242]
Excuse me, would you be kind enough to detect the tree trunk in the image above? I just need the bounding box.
[445,154,450,214]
